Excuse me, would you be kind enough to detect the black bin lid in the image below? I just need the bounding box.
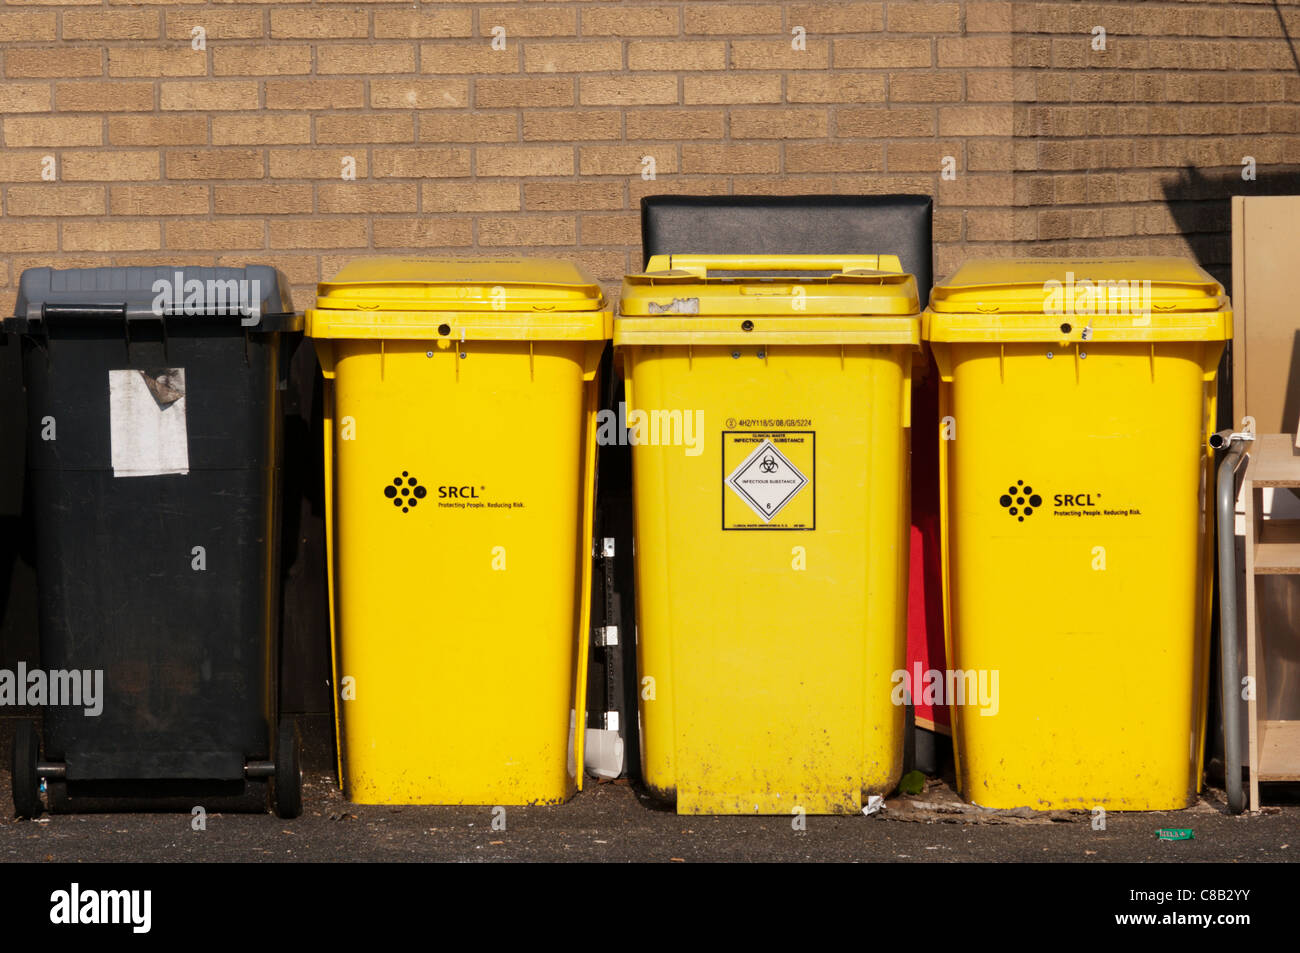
[6,265,300,333]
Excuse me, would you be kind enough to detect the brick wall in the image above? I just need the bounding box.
[1,0,1298,310]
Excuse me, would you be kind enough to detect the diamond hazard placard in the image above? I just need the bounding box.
[723,431,815,530]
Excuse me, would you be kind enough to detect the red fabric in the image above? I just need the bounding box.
[907,355,949,732]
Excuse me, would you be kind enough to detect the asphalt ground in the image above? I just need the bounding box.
[1,715,1297,863]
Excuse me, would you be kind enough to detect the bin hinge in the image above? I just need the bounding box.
[594,625,619,647]
[595,537,615,558]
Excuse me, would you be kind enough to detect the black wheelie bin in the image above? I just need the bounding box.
[4,265,303,818]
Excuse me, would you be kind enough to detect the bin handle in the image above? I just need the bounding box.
[642,253,904,276]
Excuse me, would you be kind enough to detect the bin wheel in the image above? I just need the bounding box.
[271,717,302,819]
[11,721,43,819]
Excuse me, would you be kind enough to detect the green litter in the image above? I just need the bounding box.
[1156,829,1194,841]
[898,771,926,796]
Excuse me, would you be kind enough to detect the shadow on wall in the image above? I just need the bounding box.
[1159,165,1300,291]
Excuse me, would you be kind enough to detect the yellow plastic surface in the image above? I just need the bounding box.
[926,256,1231,810]
[310,257,609,805]
[309,257,610,341]
[617,254,920,814]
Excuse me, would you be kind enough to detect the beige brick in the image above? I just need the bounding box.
[165,220,265,250]
[0,84,50,114]
[0,223,57,253]
[64,221,159,252]
[0,12,57,42]
[55,82,154,112]
[626,109,724,140]
[266,80,364,110]
[316,115,415,144]
[837,107,933,137]
[579,145,677,176]
[477,78,572,108]
[479,215,577,246]
[271,9,368,38]
[580,76,677,106]
[938,106,1014,137]
[7,185,105,216]
[523,110,621,141]
[270,219,368,250]
[732,40,829,70]
[579,213,638,245]
[888,141,963,173]
[320,44,416,75]
[371,218,473,249]
[214,45,313,76]
[165,10,264,40]
[681,144,779,174]
[269,151,369,179]
[523,181,622,211]
[834,38,931,68]
[937,37,1013,68]
[785,143,884,172]
[374,10,474,38]
[479,8,576,37]
[4,116,102,148]
[582,7,678,36]
[161,81,259,111]
[420,42,518,74]
[732,108,828,139]
[526,41,622,73]
[6,48,101,78]
[685,75,781,105]
[629,41,726,71]
[684,4,782,35]
[109,115,207,146]
[887,2,960,33]
[418,114,517,143]
[64,10,159,39]
[110,185,208,216]
[166,150,263,180]
[108,48,205,78]
[371,79,469,110]
[787,74,885,104]
[889,72,962,103]
[371,148,471,178]
[787,3,884,33]
[476,146,573,177]
[967,72,1023,103]
[966,1,1012,32]
[61,150,162,182]
[213,114,312,145]
[318,183,418,214]
[423,181,520,212]
[214,184,313,215]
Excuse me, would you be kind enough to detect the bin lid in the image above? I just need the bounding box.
[616,254,921,346]
[307,257,610,341]
[5,265,298,333]
[925,257,1231,343]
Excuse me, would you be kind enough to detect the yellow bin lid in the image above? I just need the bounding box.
[307,257,611,341]
[925,256,1231,343]
[616,254,921,346]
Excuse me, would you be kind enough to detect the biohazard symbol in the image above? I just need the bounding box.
[759,454,779,474]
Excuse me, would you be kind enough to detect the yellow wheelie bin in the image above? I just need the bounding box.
[617,254,921,815]
[924,257,1231,810]
[307,258,610,804]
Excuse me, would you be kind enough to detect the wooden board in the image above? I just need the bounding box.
[1232,196,1300,435]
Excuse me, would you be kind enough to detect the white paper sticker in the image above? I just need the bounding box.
[109,368,190,478]
[726,437,808,523]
